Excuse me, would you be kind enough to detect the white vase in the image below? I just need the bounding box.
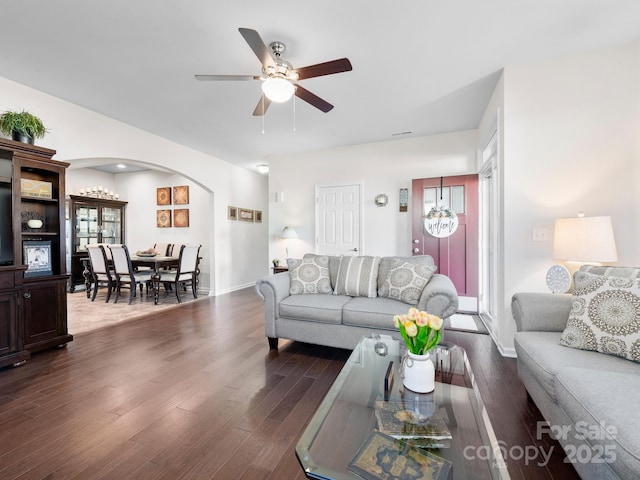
[402,351,436,393]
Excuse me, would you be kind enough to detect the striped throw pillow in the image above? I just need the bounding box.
[334,256,381,298]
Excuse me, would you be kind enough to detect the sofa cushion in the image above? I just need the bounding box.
[378,256,436,293]
[555,367,640,478]
[379,261,436,305]
[279,293,352,325]
[343,297,414,329]
[514,331,640,402]
[303,253,342,289]
[287,256,332,295]
[559,272,640,363]
[334,255,381,298]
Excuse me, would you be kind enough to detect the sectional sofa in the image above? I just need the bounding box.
[512,265,640,480]
[255,254,459,350]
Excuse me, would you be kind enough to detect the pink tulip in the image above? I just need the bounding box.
[393,315,402,328]
[428,314,443,331]
[407,307,419,320]
[415,311,428,327]
[404,321,418,337]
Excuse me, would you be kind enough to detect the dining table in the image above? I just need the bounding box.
[82,255,179,305]
[129,255,179,305]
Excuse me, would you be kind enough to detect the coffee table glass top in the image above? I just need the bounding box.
[296,336,510,480]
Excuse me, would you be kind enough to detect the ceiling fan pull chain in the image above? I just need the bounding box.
[293,94,296,132]
[262,96,266,135]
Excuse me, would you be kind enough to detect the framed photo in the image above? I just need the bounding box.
[157,187,171,205]
[228,206,238,221]
[238,208,254,222]
[23,240,53,277]
[157,209,172,228]
[173,185,189,205]
[254,210,262,223]
[174,208,189,227]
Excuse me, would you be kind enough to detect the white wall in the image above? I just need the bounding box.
[268,130,479,261]
[496,39,640,352]
[0,76,268,294]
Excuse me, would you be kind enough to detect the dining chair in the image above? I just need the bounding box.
[108,244,153,304]
[167,244,201,303]
[86,244,115,302]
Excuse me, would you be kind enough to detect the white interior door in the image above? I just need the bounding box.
[315,183,362,256]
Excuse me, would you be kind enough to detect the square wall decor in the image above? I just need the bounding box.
[173,185,189,205]
[174,208,189,227]
[157,187,171,205]
[157,209,172,228]
[239,208,254,222]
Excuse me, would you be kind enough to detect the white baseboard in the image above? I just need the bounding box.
[211,282,256,296]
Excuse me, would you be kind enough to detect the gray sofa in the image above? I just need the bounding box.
[512,265,640,480]
[255,254,459,351]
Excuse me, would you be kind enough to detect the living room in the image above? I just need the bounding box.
[1,2,640,479]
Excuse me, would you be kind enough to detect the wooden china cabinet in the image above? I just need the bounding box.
[0,138,72,368]
[67,195,127,292]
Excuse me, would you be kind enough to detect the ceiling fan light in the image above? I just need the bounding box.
[262,77,295,103]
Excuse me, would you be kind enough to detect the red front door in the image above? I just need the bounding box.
[411,175,478,298]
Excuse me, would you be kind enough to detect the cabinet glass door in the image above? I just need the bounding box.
[74,205,99,252]
[101,207,122,244]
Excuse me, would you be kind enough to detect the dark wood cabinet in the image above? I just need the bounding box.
[0,138,72,368]
[67,195,127,291]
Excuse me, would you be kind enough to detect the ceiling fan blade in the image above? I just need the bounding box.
[239,28,275,69]
[294,58,352,80]
[195,74,261,81]
[294,85,334,113]
[253,95,272,116]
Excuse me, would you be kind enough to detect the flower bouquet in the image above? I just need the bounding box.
[393,307,443,355]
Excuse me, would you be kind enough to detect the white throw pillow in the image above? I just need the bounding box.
[380,261,436,305]
[559,271,640,363]
[334,256,381,298]
[288,256,332,295]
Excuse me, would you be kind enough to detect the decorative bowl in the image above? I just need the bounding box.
[27,219,43,229]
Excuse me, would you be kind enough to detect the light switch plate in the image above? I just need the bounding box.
[532,228,550,242]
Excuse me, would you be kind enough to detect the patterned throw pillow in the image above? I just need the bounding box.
[288,256,332,295]
[379,261,436,305]
[334,256,381,298]
[559,271,640,363]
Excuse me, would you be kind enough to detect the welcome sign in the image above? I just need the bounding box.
[424,206,458,238]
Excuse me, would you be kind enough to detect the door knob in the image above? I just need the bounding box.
[351,248,359,252]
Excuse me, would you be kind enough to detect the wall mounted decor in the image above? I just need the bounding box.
[239,208,254,222]
[228,206,238,220]
[254,210,262,223]
[174,208,189,227]
[157,209,172,228]
[173,185,189,205]
[399,188,408,212]
[374,194,388,207]
[157,187,171,205]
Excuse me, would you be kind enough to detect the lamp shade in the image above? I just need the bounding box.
[261,77,295,103]
[553,216,618,263]
[280,226,299,239]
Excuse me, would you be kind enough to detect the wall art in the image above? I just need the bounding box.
[173,185,189,205]
[174,208,189,227]
[156,187,171,205]
[23,240,53,277]
[238,208,254,222]
[157,209,172,228]
[228,206,238,220]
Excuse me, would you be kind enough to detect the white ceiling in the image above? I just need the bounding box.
[1,1,640,173]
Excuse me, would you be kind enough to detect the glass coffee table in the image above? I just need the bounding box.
[296,336,510,479]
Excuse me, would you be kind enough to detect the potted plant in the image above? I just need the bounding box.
[0,110,48,144]
[272,258,280,267]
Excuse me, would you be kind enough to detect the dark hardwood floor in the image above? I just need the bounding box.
[0,288,580,480]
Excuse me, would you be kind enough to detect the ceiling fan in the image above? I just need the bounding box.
[195,28,352,116]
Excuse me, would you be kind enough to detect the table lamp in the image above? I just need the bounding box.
[547,214,617,293]
[280,226,299,259]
